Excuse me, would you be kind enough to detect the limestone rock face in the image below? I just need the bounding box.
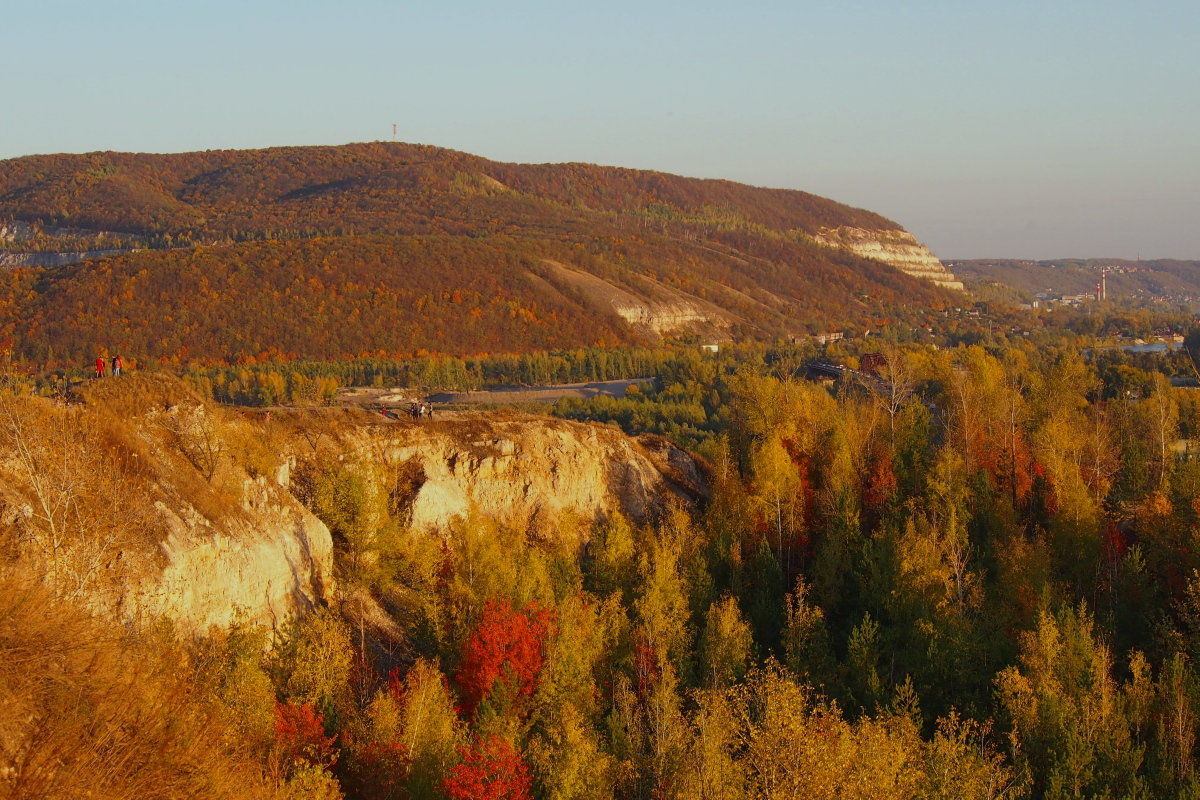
[0,380,704,635]
[121,478,335,635]
[115,412,700,634]
[613,301,721,336]
[0,221,36,241]
[816,226,964,291]
[112,411,702,634]
[0,389,336,636]
[0,250,130,268]
[0,221,140,268]
[536,260,735,338]
[331,415,705,538]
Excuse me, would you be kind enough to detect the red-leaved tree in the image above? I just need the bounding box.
[274,699,338,770]
[455,598,556,718]
[441,735,532,800]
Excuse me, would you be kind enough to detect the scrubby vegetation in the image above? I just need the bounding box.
[0,577,280,800]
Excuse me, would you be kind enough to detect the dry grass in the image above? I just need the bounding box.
[0,392,161,603]
[74,371,206,420]
[0,572,279,800]
[70,373,254,525]
[0,375,292,603]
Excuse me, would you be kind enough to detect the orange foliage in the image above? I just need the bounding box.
[274,699,338,769]
[455,598,557,718]
[0,144,953,363]
[442,736,532,800]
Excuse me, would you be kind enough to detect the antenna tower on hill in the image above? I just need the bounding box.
[392,123,397,142]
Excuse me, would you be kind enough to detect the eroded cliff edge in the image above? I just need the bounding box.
[0,375,703,634]
[315,411,705,536]
[815,226,964,291]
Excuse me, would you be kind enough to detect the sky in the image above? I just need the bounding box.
[3,0,1198,260]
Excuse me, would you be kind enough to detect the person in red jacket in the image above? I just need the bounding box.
[95,356,106,378]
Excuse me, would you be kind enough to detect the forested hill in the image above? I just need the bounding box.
[0,143,955,363]
[0,143,897,239]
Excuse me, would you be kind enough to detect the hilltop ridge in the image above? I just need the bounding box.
[0,142,897,238]
[0,143,960,362]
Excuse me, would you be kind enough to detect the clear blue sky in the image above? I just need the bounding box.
[4,0,1198,259]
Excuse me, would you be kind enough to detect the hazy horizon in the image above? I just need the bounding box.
[4,0,1197,261]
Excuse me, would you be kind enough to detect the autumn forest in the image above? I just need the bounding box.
[3,335,1200,799]
[2,144,1200,800]
[0,143,954,364]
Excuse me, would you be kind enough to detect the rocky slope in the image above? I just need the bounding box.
[814,226,963,291]
[0,219,142,268]
[0,250,131,268]
[0,376,703,633]
[118,468,336,634]
[536,258,736,338]
[319,412,705,538]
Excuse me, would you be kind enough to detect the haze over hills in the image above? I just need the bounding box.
[0,142,963,363]
[951,258,1200,307]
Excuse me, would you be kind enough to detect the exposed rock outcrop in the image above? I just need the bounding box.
[536,259,735,337]
[0,250,132,269]
[120,474,335,634]
[0,379,705,634]
[0,221,36,241]
[816,226,964,291]
[310,413,705,538]
[135,410,702,632]
[0,220,141,268]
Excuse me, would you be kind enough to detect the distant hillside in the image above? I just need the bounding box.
[0,143,959,363]
[950,258,1200,306]
[0,143,898,240]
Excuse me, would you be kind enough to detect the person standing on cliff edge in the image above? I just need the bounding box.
[95,356,106,378]
[111,354,123,376]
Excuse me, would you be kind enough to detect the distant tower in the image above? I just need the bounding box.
[392,123,397,142]
[1101,271,1107,300]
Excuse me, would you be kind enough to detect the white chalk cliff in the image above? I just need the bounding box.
[328,416,704,538]
[815,226,964,291]
[0,383,702,634]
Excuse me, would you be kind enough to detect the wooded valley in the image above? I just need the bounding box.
[4,334,1200,799]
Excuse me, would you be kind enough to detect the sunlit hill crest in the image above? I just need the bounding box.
[0,142,958,362]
